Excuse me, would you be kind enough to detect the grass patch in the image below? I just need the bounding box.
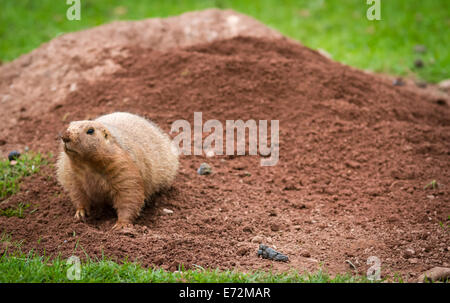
[0,233,375,283]
[0,202,31,218]
[0,0,449,82]
[0,152,49,200]
[0,251,373,283]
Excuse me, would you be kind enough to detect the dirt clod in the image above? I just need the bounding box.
[197,163,212,175]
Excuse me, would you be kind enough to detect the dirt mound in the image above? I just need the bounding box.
[0,8,281,148]
[0,17,449,280]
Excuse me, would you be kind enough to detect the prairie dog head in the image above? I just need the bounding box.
[60,121,113,159]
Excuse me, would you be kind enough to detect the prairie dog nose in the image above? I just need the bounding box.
[61,131,71,143]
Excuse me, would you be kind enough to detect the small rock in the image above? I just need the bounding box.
[409,258,419,264]
[393,78,405,86]
[426,195,435,200]
[162,208,173,214]
[438,79,450,92]
[270,223,281,232]
[197,163,212,175]
[251,235,263,243]
[418,267,450,282]
[8,150,21,161]
[257,244,289,262]
[205,149,215,158]
[9,160,17,166]
[403,248,415,259]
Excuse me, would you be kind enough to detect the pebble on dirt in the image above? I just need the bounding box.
[393,78,405,86]
[197,163,212,175]
[8,150,21,161]
[270,223,281,232]
[403,248,415,259]
[438,79,450,92]
[257,244,289,262]
[251,235,263,243]
[162,208,174,215]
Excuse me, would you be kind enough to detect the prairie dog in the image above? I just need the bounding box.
[56,112,179,229]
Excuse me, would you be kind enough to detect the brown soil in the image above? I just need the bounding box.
[0,11,449,282]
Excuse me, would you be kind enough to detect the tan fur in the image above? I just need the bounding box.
[56,112,179,229]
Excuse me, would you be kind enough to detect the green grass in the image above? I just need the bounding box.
[0,250,372,283]
[1,0,449,82]
[1,231,371,283]
[0,202,31,218]
[0,233,372,283]
[0,152,48,200]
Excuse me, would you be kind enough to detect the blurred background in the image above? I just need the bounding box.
[1,0,448,83]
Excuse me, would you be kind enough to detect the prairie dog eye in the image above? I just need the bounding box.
[86,128,95,135]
